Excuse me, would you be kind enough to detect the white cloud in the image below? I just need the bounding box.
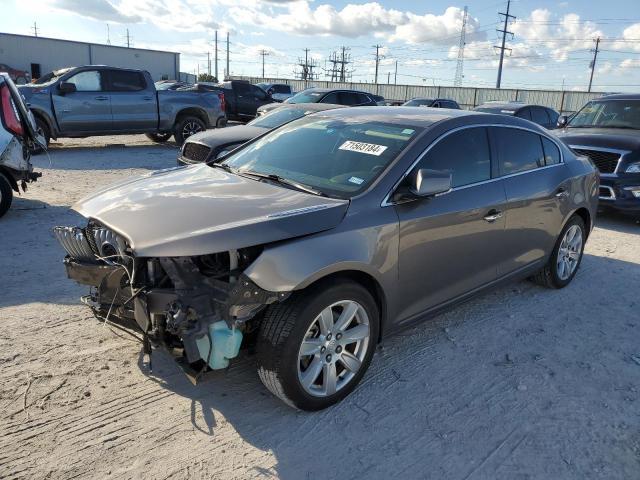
[611,23,640,52]
[391,7,483,44]
[620,58,640,69]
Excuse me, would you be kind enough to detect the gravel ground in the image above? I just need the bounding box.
[1,135,639,480]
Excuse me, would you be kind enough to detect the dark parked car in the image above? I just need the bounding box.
[18,66,226,146]
[403,98,460,109]
[555,94,640,217]
[54,107,597,410]
[178,103,342,166]
[257,88,383,116]
[256,83,294,102]
[474,101,559,129]
[212,80,273,122]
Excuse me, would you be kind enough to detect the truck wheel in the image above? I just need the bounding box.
[216,118,227,128]
[173,116,206,146]
[256,280,379,411]
[31,117,51,155]
[145,133,172,143]
[0,173,14,219]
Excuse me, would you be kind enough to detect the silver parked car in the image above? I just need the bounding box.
[54,107,598,410]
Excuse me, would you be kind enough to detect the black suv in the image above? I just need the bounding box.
[556,94,640,217]
[474,101,560,129]
[257,88,383,115]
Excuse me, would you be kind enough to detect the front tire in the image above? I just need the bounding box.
[0,173,14,218]
[256,280,379,411]
[173,116,206,146]
[531,215,586,289]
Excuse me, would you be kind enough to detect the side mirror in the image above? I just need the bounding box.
[410,169,452,197]
[557,115,568,128]
[58,82,76,95]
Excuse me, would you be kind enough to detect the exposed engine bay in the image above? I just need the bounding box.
[53,220,290,380]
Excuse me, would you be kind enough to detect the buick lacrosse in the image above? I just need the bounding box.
[54,107,598,410]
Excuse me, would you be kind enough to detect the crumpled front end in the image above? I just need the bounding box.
[53,221,289,380]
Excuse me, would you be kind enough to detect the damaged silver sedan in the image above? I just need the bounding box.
[55,107,598,410]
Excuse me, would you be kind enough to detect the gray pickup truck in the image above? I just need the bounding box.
[19,66,227,146]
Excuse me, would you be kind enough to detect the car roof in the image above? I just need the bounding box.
[476,101,551,110]
[594,93,640,100]
[279,102,344,112]
[310,105,476,127]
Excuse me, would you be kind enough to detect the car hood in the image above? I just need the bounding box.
[186,125,267,150]
[556,128,640,151]
[73,164,349,258]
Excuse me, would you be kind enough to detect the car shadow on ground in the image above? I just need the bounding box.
[595,212,639,233]
[139,251,640,479]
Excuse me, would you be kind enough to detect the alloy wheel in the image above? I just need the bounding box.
[297,300,370,397]
[182,121,203,139]
[556,224,583,281]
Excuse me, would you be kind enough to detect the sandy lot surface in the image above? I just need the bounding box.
[1,135,639,480]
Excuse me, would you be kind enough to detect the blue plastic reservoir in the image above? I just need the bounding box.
[195,321,243,370]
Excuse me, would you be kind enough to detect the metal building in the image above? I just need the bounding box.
[0,32,180,83]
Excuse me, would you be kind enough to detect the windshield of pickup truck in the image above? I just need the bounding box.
[33,68,73,86]
[220,116,421,198]
[569,99,640,129]
[248,108,306,129]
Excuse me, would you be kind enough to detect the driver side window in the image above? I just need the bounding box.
[416,127,491,188]
[66,70,102,92]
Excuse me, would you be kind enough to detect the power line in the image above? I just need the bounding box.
[495,0,515,88]
[454,5,468,87]
[588,37,600,93]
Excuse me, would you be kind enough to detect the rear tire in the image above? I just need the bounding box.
[0,173,14,219]
[173,116,206,146]
[256,280,379,411]
[145,132,172,143]
[31,117,51,155]
[531,215,586,289]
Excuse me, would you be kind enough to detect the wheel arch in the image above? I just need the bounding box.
[296,269,388,343]
[570,207,592,237]
[0,167,19,191]
[174,107,209,127]
[31,109,56,139]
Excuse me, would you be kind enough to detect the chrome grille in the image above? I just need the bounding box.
[182,142,211,163]
[91,226,128,263]
[572,148,621,174]
[53,227,97,262]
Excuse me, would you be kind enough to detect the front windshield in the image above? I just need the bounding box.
[220,116,421,198]
[248,108,306,129]
[33,68,71,86]
[287,90,325,104]
[569,100,640,129]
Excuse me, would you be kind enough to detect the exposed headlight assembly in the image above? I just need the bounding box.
[625,162,640,173]
[624,186,640,198]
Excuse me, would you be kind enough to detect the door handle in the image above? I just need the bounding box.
[555,188,569,199]
[142,96,153,101]
[483,210,503,222]
[94,96,109,101]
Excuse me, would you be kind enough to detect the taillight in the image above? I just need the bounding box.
[0,84,24,136]
[218,92,225,112]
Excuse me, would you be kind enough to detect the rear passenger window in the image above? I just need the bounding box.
[541,137,561,165]
[107,70,146,91]
[418,127,491,187]
[338,92,360,105]
[494,127,545,175]
[321,92,340,104]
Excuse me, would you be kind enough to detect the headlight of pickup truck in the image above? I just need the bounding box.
[625,162,640,173]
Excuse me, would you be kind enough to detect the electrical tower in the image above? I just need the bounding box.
[454,6,468,87]
[259,49,270,79]
[32,22,39,37]
[588,37,600,92]
[295,49,319,86]
[495,0,515,89]
[326,47,352,82]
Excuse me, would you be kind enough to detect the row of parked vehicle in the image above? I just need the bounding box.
[2,65,639,412]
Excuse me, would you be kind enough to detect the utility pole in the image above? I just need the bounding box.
[32,22,39,37]
[495,0,515,89]
[394,60,398,85]
[454,6,468,87]
[259,49,270,79]
[226,32,230,80]
[588,37,600,92]
[125,28,131,48]
[207,52,211,76]
[214,30,218,81]
[106,24,111,45]
[373,44,383,93]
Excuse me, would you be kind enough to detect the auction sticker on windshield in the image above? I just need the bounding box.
[339,141,388,156]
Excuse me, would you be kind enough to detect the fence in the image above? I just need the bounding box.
[234,76,608,114]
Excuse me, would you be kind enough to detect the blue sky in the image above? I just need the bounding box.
[4,0,640,91]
